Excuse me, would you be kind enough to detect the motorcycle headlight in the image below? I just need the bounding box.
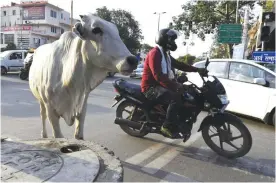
[217,94,229,105]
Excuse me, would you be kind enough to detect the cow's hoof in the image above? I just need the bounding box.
[74,135,84,140]
[41,131,48,138]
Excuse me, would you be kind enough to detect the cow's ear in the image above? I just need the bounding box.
[79,15,89,22]
[73,22,85,39]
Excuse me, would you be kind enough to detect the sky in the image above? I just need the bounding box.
[0,0,221,57]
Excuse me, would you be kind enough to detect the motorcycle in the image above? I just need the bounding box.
[111,58,252,159]
[19,53,33,80]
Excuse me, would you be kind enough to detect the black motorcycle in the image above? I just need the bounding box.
[112,58,252,159]
[19,54,33,80]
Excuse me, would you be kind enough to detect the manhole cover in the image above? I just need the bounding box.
[1,150,63,182]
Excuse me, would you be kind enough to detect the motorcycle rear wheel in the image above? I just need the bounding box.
[202,116,252,159]
[116,101,149,137]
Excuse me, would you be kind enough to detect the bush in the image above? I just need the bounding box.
[5,43,16,50]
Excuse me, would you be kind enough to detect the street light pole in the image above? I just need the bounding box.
[71,0,73,30]
[20,8,23,49]
[154,12,166,32]
[235,0,239,23]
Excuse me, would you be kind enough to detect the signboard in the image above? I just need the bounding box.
[232,44,245,59]
[252,51,276,63]
[1,26,32,31]
[218,24,242,44]
[21,0,48,3]
[23,6,45,20]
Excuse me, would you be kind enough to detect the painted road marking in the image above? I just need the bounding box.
[125,138,175,165]
[160,172,199,182]
[141,132,202,175]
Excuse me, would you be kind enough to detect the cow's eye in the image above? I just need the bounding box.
[92,27,103,35]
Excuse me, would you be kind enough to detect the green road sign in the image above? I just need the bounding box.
[218,24,242,44]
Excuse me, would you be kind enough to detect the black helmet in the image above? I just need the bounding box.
[155,29,178,51]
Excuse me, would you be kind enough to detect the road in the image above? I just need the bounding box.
[1,73,275,182]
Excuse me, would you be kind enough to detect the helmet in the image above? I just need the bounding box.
[155,29,179,51]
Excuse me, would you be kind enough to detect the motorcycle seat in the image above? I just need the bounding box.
[114,79,147,101]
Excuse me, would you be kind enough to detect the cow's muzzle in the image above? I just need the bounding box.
[125,56,138,69]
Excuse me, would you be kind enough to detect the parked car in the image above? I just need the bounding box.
[130,63,144,78]
[0,50,27,75]
[186,59,276,126]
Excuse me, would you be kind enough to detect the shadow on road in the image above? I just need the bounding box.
[122,161,198,182]
[142,136,275,178]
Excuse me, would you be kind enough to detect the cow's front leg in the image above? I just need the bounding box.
[46,106,64,138]
[74,97,88,140]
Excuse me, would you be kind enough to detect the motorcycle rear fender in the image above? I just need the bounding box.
[197,112,242,132]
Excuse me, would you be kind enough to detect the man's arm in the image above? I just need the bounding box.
[170,55,199,72]
[148,49,179,92]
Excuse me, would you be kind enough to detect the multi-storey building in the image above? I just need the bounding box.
[1,0,77,49]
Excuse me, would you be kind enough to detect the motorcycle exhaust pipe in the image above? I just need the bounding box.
[114,117,142,129]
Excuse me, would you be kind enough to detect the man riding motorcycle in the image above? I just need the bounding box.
[141,28,207,138]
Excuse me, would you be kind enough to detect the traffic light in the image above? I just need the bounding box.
[261,26,270,42]
[262,12,275,22]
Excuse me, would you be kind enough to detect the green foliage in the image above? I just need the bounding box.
[1,42,17,52]
[177,54,196,65]
[263,0,274,12]
[95,6,144,54]
[141,43,153,53]
[171,1,258,57]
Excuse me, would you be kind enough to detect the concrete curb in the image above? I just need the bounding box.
[1,137,123,182]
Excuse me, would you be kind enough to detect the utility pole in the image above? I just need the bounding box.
[242,5,249,58]
[20,7,23,49]
[235,0,239,23]
[70,0,73,30]
[153,12,166,32]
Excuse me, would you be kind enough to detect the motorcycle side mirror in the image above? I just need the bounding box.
[205,57,210,68]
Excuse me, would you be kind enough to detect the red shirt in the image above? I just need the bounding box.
[141,47,198,93]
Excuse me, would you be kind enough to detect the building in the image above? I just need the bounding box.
[1,0,78,49]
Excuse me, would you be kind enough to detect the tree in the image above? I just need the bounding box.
[3,42,17,51]
[141,43,153,53]
[95,6,143,54]
[177,54,196,65]
[172,1,258,58]
[210,44,229,59]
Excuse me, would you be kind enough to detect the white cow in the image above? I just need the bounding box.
[29,14,138,140]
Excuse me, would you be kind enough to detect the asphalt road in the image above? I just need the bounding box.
[1,73,275,182]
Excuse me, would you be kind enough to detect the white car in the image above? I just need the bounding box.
[186,59,276,126]
[0,50,27,75]
[130,63,144,78]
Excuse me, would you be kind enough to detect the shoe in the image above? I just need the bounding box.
[161,126,173,138]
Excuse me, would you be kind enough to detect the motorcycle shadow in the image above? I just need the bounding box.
[142,136,275,178]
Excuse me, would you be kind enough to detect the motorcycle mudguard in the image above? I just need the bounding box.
[197,112,242,132]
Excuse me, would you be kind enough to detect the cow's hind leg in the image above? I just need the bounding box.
[46,106,64,138]
[40,102,48,138]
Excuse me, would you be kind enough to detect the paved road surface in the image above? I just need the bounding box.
[1,73,275,182]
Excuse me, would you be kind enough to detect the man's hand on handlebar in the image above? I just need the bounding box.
[197,68,208,77]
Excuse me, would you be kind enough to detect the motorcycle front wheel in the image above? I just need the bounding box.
[202,115,252,159]
[19,70,28,80]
